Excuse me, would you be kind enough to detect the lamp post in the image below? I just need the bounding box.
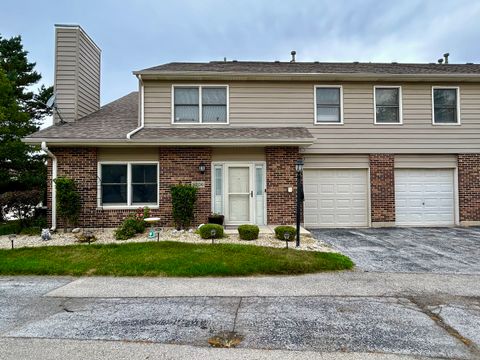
[295,159,304,247]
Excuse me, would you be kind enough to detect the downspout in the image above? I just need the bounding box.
[41,142,57,231]
[126,75,144,139]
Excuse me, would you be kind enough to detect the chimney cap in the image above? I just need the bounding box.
[290,50,296,63]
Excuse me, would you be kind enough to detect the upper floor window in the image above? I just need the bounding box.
[374,86,402,124]
[99,162,158,207]
[314,86,343,124]
[173,85,228,124]
[432,87,460,125]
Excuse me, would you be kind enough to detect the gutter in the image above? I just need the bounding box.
[126,75,144,139]
[41,142,57,231]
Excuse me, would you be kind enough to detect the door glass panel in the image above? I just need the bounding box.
[228,167,249,193]
[255,165,265,225]
[228,166,250,222]
[213,165,223,214]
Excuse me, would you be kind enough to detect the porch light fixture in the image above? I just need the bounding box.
[199,162,206,174]
[295,159,304,247]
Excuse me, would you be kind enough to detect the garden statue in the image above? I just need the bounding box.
[41,228,51,241]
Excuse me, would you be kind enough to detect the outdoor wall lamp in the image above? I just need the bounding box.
[198,162,206,174]
[295,159,304,173]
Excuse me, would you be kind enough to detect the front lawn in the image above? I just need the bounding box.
[0,241,354,277]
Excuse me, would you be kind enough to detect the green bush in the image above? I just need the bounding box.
[54,177,81,231]
[170,185,198,229]
[114,207,149,240]
[199,223,224,239]
[0,221,21,236]
[274,226,296,241]
[237,224,259,240]
[0,190,41,227]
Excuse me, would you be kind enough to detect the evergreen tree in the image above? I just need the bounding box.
[0,35,52,194]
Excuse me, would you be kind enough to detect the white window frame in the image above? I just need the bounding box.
[97,161,160,209]
[313,85,344,125]
[171,85,229,125]
[373,85,403,125]
[432,86,461,126]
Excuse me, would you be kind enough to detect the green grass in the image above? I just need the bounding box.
[0,241,354,277]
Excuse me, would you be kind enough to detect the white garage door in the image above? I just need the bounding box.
[304,169,369,228]
[395,169,455,226]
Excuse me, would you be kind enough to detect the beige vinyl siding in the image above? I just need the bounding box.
[54,26,100,123]
[54,27,78,123]
[77,29,100,119]
[97,147,158,161]
[212,147,266,161]
[395,155,457,168]
[143,80,480,154]
[304,155,369,168]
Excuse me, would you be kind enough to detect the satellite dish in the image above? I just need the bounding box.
[46,94,56,108]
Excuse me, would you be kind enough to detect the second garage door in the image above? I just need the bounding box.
[395,169,455,226]
[304,169,369,228]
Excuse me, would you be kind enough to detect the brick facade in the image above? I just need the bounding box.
[458,154,480,223]
[265,146,300,225]
[369,154,395,223]
[158,147,212,226]
[47,146,211,229]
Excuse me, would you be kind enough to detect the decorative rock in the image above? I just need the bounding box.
[41,229,51,241]
[71,228,81,233]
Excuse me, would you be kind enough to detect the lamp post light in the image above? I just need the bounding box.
[211,229,217,244]
[295,159,304,248]
[284,232,290,249]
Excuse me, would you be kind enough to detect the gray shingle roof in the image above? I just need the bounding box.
[137,61,480,75]
[131,127,314,143]
[26,92,139,140]
[24,91,313,144]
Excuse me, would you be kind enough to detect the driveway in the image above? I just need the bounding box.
[311,227,480,274]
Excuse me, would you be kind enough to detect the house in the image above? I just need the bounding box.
[24,24,480,230]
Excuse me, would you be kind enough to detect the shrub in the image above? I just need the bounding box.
[274,226,296,241]
[0,221,21,236]
[208,213,225,225]
[171,184,197,229]
[199,223,224,239]
[0,189,41,227]
[237,224,259,240]
[114,207,149,240]
[54,177,81,232]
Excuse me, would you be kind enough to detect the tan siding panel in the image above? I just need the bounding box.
[98,147,158,161]
[395,155,457,168]
[212,147,265,161]
[304,155,369,168]
[143,80,480,153]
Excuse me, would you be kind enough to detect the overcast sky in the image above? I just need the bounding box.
[2,0,480,109]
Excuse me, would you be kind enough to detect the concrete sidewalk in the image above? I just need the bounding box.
[45,272,480,298]
[0,338,421,360]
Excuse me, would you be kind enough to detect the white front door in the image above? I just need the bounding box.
[227,166,251,223]
[212,162,266,225]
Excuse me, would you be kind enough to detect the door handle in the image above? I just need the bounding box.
[250,190,253,197]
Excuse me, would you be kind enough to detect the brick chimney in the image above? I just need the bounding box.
[54,24,101,123]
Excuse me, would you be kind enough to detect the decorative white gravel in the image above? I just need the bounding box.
[0,228,335,252]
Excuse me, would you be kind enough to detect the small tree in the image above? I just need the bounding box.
[170,184,197,229]
[54,177,81,232]
[0,189,41,227]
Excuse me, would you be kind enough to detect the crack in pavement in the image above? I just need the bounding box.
[407,296,480,359]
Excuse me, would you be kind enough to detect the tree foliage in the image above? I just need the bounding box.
[0,34,52,194]
[54,177,81,231]
[170,184,198,229]
[0,189,41,226]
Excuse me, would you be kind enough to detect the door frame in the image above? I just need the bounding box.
[211,161,267,226]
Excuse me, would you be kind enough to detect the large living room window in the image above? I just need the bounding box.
[99,162,158,207]
[432,87,460,125]
[314,86,343,124]
[173,85,228,124]
[374,86,402,124]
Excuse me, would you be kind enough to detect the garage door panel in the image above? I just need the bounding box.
[304,169,368,228]
[395,169,454,226]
